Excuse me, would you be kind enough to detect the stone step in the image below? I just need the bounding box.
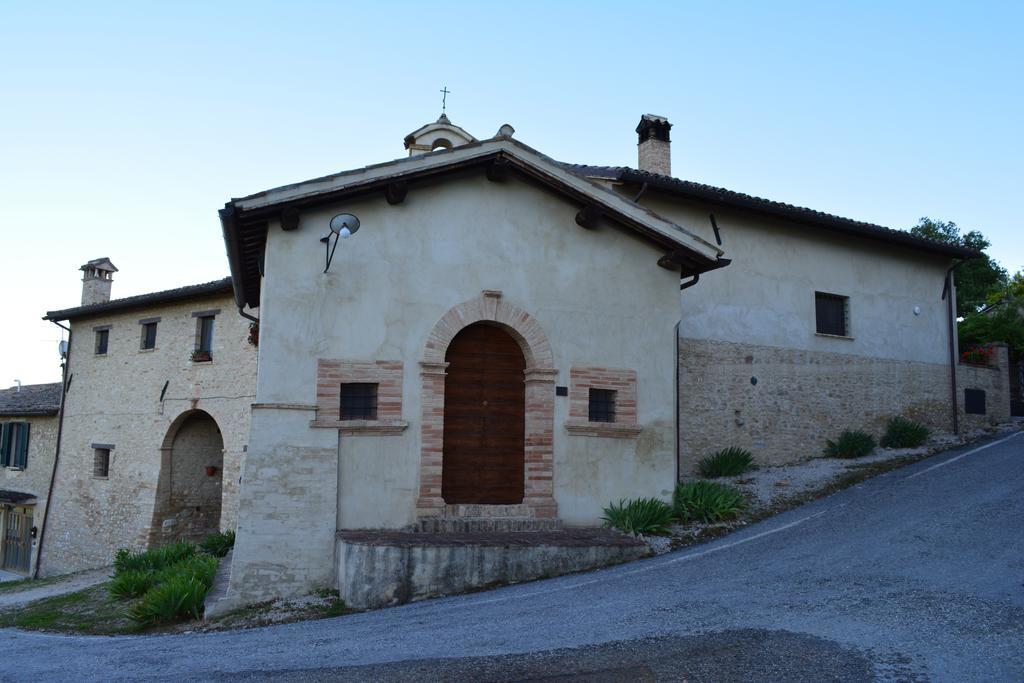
[410,517,563,534]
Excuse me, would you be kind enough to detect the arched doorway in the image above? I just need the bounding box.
[151,410,224,543]
[442,323,526,504]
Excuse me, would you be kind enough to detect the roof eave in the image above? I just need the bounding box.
[615,170,981,261]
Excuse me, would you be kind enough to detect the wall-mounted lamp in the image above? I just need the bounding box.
[321,213,360,273]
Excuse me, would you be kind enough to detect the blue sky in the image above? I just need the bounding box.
[2,1,1021,385]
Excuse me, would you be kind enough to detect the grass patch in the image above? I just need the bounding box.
[824,430,876,459]
[602,497,675,536]
[0,584,141,634]
[880,416,931,449]
[672,481,747,523]
[698,447,756,478]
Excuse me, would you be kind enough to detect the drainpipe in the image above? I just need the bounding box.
[674,320,680,486]
[34,321,71,578]
[237,306,258,324]
[942,263,962,436]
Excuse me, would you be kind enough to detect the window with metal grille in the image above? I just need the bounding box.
[93,447,110,478]
[815,292,849,337]
[95,329,109,355]
[588,388,617,423]
[340,383,378,420]
[141,322,158,350]
[0,422,30,469]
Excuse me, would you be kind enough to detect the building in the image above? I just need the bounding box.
[37,264,257,576]
[16,113,1011,603]
[0,382,61,576]
[211,114,1009,608]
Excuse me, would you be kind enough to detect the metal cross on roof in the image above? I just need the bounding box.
[440,86,450,112]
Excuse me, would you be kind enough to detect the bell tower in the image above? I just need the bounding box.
[403,114,478,156]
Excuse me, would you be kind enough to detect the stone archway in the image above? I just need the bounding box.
[417,291,558,519]
[150,410,225,544]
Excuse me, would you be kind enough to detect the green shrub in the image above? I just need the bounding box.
[126,554,219,626]
[672,481,747,523]
[108,570,155,599]
[698,447,756,478]
[128,575,209,625]
[879,416,930,448]
[113,542,197,577]
[602,497,675,536]
[824,430,876,459]
[199,530,236,558]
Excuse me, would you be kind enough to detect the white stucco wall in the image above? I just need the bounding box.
[631,194,954,364]
[228,172,682,602]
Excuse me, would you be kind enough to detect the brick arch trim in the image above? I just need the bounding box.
[417,291,558,519]
[422,292,554,369]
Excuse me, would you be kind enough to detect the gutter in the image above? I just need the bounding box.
[220,204,249,309]
[34,322,71,578]
[942,263,963,435]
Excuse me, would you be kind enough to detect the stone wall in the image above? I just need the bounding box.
[0,414,58,574]
[678,337,1012,473]
[40,293,256,575]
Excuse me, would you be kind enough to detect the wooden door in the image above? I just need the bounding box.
[442,323,525,504]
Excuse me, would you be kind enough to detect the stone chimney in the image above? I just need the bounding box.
[80,258,118,305]
[636,114,672,176]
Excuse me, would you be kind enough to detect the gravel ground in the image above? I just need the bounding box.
[0,569,109,610]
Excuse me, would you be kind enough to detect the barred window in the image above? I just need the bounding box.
[588,388,617,423]
[340,383,378,420]
[93,447,111,478]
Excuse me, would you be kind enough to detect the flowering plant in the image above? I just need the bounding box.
[960,346,993,365]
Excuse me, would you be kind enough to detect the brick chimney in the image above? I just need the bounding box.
[80,258,118,305]
[636,114,672,176]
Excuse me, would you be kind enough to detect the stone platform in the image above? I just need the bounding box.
[335,527,648,609]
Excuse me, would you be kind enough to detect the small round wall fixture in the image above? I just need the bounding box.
[330,213,360,239]
[913,305,922,316]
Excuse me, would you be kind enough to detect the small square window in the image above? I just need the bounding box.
[588,388,617,423]
[95,329,109,355]
[340,383,378,420]
[93,448,110,478]
[815,292,849,337]
[141,322,158,350]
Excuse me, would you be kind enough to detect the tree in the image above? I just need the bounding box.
[910,218,1007,316]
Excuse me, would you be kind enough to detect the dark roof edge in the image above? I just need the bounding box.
[0,408,58,417]
[569,165,979,260]
[44,278,234,322]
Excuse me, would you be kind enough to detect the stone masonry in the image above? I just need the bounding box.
[40,292,256,575]
[678,337,1012,473]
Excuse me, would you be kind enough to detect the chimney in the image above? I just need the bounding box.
[80,258,118,305]
[636,114,672,176]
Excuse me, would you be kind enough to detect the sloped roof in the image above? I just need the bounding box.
[0,383,61,417]
[563,164,978,259]
[44,278,233,322]
[221,136,728,308]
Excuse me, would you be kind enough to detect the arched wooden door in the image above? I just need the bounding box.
[442,323,526,504]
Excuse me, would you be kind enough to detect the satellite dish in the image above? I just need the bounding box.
[58,340,69,359]
[329,213,360,239]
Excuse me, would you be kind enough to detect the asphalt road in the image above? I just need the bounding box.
[2,431,1022,682]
